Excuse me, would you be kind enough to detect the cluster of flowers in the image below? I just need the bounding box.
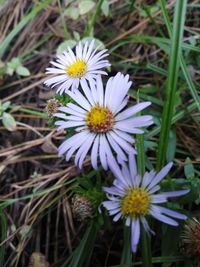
[45,40,189,252]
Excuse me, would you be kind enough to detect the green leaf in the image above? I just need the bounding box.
[16,65,30,76]
[2,112,16,131]
[101,0,109,16]
[73,31,81,41]
[2,101,11,111]
[184,158,194,179]
[64,6,79,20]
[81,37,105,49]
[140,5,159,17]
[79,0,95,15]
[7,57,21,70]
[56,40,77,55]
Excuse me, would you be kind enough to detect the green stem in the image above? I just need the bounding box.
[121,225,132,266]
[84,0,104,37]
[15,106,48,118]
[136,134,152,267]
[156,0,187,170]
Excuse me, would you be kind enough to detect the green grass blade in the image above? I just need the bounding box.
[0,0,52,58]
[0,209,7,267]
[156,0,187,169]
[84,0,104,37]
[159,0,200,113]
[61,220,99,267]
[180,55,200,111]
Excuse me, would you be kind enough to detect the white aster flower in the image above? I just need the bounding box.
[54,72,153,170]
[103,155,189,253]
[44,40,110,94]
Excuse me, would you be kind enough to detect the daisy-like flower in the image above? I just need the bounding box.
[103,155,189,252]
[54,73,153,170]
[44,40,110,94]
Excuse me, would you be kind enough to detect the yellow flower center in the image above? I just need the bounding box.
[86,106,114,133]
[66,59,87,78]
[121,188,151,217]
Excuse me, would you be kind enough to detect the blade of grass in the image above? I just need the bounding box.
[159,0,200,112]
[84,0,104,37]
[61,219,99,267]
[156,0,187,169]
[109,35,200,54]
[0,0,52,58]
[57,0,68,38]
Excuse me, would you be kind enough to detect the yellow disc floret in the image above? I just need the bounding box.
[66,59,87,78]
[121,188,151,217]
[86,106,114,133]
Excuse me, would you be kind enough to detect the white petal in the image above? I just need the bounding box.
[151,195,167,203]
[99,135,108,170]
[113,129,135,143]
[67,90,91,111]
[106,133,127,162]
[142,170,156,188]
[131,218,140,253]
[80,78,95,106]
[96,75,104,106]
[58,106,85,119]
[157,206,187,220]
[55,120,85,130]
[91,135,99,170]
[113,212,122,222]
[115,102,151,121]
[67,103,87,114]
[147,162,173,190]
[58,131,89,155]
[109,131,136,154]
[157,189,190,198]
[74,133,95,168]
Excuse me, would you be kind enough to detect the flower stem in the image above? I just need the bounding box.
[121,225,132,265]
[136,134,152,267]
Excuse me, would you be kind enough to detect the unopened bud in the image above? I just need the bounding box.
[72,195,93,222]
[45,99,60,117]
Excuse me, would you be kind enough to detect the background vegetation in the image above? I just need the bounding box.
[0,0,200,266]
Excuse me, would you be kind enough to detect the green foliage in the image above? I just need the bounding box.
[2,112,16,131]
[64,6,79,20]
[79,0,95,15]
[57,40,77,55]
[6,57,30,76]
[0,101,16,131]
[73,172,105,212]
[101,0,109,17]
